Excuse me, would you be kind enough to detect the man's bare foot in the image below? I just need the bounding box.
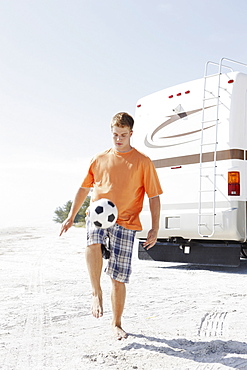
[112,325,128,340]
[92,295,103,318]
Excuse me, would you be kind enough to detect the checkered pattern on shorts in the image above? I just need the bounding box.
[86,220,136,283]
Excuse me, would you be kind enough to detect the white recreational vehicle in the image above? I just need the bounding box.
[134,58,247,266]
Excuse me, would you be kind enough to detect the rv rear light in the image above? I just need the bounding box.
[137,104,141,108]
[228,171,240,184]
[228,183,240,196]
[228,79,234,84]
[177,93,182,96]
[168,95,174,98]
[185,90,190,94]
[228,171,240,196]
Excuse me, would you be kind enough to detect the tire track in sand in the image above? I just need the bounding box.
[195,310,247,370]
[3,248,56,370]
[198,311,228,338]
[193,311,228,370]
[194,289,247,369]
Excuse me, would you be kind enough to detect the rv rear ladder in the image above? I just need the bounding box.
[203,96,219,102]
[198,57,247,238]
[200,167,216,170]
[201,119,218,124]
[200,142,218,147]
[198,62,221,238]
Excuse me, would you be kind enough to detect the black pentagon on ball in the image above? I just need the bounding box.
[94,221,102,227]
[108,201,115,208]
[108,214,115,223]
[95,206,104,215]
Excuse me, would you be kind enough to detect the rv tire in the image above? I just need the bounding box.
[240,247,247,259]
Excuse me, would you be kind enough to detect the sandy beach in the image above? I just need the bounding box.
[1,225,247,370]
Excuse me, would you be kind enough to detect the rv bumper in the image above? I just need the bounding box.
[138,239,241,267]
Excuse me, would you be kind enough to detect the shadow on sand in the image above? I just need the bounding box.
[122,334,247,369]
[154,258,247,275]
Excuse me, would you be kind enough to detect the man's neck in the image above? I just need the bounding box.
[114,146,133,153]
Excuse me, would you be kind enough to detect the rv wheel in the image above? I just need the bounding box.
[240,247,247,258]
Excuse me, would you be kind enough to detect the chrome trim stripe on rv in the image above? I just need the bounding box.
[142,201,234,212]
[153,149,245,168]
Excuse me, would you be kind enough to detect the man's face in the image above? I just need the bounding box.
[112,126,133,152]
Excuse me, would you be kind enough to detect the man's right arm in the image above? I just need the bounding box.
[59,187,90,236]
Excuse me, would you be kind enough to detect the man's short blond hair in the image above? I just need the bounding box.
[111,112,134,131]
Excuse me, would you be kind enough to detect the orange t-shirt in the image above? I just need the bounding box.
[81,148,163,230]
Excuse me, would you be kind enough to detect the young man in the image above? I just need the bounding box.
[60,112,162,340]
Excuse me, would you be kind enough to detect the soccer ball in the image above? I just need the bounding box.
[89,198,118,228]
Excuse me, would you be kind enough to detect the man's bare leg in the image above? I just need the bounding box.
[111,278,128,340]
[85,243,103,318]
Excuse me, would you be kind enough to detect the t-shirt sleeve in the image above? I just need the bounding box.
[143,158,163,198]
[80,160,95,188]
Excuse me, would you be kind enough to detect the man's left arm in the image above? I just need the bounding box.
[142,196,161,250]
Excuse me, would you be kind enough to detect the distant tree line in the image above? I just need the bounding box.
[53,196,90,226]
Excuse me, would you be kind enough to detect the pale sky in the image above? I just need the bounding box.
[1,0,247,227]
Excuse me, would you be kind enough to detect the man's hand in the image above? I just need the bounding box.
[142,228,158,250]
[59,218,74,236]
[143,196,160,250]
[59,187,90,237]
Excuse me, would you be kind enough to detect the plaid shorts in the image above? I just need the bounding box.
[86,220,136,283]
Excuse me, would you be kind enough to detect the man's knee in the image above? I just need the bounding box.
[111,278,125,288]
[87,243,101,250]
[86,243,102,257]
